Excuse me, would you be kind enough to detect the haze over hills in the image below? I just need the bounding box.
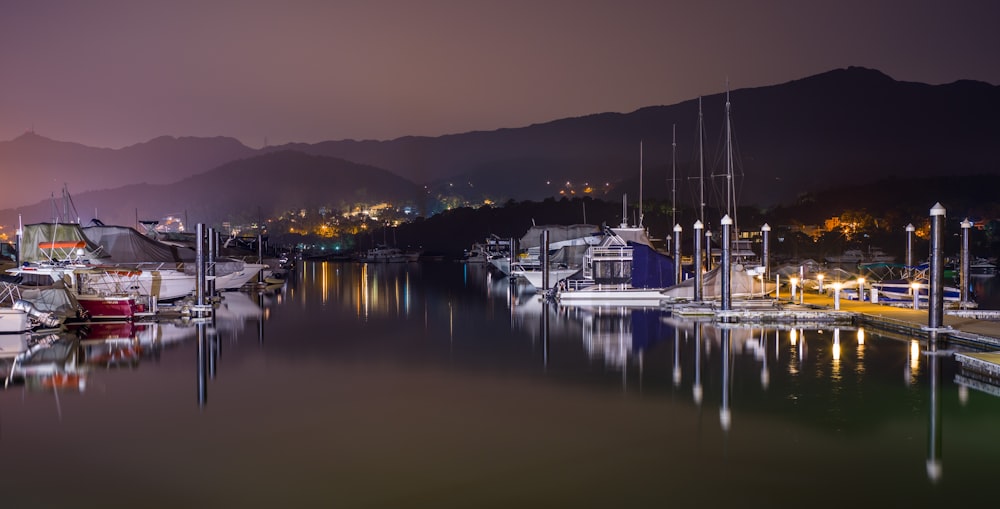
[1,152,422,228]
[1,66,997,227]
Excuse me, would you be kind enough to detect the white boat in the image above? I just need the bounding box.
[825,247,895,264]
[557,224,676,305]
[0,308,31,333]
[511,266,581,291]
[969,258,997,276]
[464,235,511,265]
[213,261,267,290]
[358,245,417,263]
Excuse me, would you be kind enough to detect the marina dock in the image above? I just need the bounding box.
[667,289,1000,349]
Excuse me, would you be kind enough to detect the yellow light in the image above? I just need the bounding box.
[790,329,797,346]
[857,328,865,345]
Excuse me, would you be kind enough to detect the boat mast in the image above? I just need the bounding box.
[725,83,733,221]
[698,97,705,225]
[671,124,677,229]
[638,141,644,227]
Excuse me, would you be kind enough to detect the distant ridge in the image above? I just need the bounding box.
[0,151,422,227]
[1,66,997,220]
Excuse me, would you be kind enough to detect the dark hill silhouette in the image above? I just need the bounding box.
[1,66,997,215]
[0,132,257,208]
[1,151,422,228]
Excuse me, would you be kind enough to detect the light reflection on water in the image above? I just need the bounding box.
[0,261,998,506]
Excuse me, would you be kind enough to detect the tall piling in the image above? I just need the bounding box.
[721,214,732,311]
[928,203,946,329]
[673,224,683,284]
[961,218,972,306]
[693,220,704,301]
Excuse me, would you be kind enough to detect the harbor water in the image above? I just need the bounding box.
[1,261,999,507]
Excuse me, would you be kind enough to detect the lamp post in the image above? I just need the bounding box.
[817,273,825,294]
[721,214,733,311]
[790,276,798,303]
[929,203,946,329]
[833,282,842,310]
[761,223,771,280]
[705,229,713,271]
[912,281,921,310]
[961,218,972,306]
[905,223,915,277]
[857,277,865,302]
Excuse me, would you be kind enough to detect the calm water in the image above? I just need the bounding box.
[1,262,999,508]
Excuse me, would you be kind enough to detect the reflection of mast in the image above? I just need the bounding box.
[760,328,769,389]
[927,333,943,483]
[196,321,208,407]
[720,328,731,432]
[693,324,703,405]
[673,328,682,386]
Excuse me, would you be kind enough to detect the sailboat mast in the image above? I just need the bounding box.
[671,124,677,228]
[639,141,644,227]
[698,97,705,225]
[725,84,733,221]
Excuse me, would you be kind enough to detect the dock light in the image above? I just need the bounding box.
[857,277,865,301]
[790,277,798,301]
[790,329,797,346]
[912,281,921,310]
[817,274,825,293]
[832,282,842,310]
[857,328,865,345]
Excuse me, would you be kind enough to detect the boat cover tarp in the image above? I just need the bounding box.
[662,265,775,299]
[19,223,109,263]
[84,225,243,276]
[630,242,675,289]
[519,225,601,249]
[549,245,590,266]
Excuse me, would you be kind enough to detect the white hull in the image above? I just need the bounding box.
[214,263,266,290]
[0,308,31,334]
[513,268,580,290]
[557,286,665,307]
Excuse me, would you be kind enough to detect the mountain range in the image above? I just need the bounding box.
[1,66,997,228]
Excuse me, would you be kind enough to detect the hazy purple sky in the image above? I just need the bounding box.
[2,0,997,149]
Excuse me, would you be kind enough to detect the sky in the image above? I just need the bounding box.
[1,0,998,149]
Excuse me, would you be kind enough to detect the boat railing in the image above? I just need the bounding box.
[0,281,22,306]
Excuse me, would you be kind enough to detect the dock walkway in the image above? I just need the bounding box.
[673,289,1000,349]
